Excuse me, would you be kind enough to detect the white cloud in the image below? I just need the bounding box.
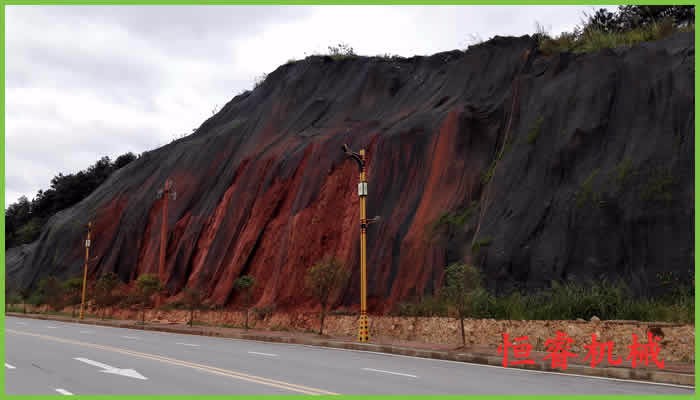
[5,5,613,205]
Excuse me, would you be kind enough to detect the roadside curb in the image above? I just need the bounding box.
[7,313,694,386]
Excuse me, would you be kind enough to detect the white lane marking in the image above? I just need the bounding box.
[80,330,94,334]
[362,367,417,378]
[248,351,279,357]
[16,322,27,325]
[55,389,73,395]
[304,345,693,389]
[5,363,16,369]
[8,317,690,391]
[74,357,148,380]
[46,326,57,329]
[8,329,333,395]
[121,335,139,340]
[175,342,200,347]
[141,329,692,391]
[75,357,118,370]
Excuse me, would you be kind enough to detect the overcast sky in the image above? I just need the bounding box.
[5,5,614,205]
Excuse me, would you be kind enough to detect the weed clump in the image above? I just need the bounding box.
[615,158,634,185]
[576,168,601,208]
[641,168,675,202]
[536,6,693,54]
[471,237,493,254]
[326,42,356,60]
[526,116,544,144]
[392,277,693,323]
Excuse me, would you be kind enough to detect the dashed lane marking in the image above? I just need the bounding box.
[248,351,278,357]
[7,329,338,395]
[362,368,417,378]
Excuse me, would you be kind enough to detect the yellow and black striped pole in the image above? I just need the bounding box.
[79,221,92,320]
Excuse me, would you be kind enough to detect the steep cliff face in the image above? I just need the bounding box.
[7,32,694,312]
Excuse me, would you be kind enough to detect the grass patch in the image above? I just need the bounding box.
[526,116,544,144]
[502,137,515,157]
[254,73,267,89]
[679,23,695,33]
[539,31,580,54]
[641,168,675,202]
[539,19,688,54]
[471,237,493,254]
[392,295,448,317]
[392,280,693,323]
[6,305,25,313]
[481,159,498,185]
[325,42,357,60]
[481,135,516,186]
[435,205,476,229]
[427,202,478,241]
[575,168,600,208]
[615,157,634,185]
[376,53,401,60]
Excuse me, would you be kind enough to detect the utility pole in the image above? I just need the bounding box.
[155,178,176,308]
[342,144,380,343]
[79,221,92,320]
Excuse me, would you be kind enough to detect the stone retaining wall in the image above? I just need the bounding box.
[12,304,694,362]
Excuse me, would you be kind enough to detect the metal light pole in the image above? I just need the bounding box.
[79,221,92,320]
[156,178,176,308]
[343,144,380,343]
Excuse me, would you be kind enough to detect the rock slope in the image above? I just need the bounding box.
[7,32,694,312]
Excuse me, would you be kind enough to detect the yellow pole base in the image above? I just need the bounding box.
[358,312,369,343]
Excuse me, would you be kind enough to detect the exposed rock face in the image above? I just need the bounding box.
[6,33,694,312]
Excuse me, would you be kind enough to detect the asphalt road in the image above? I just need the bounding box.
[4,316,694,395]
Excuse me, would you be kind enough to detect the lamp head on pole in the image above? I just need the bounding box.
[342,143,365,172]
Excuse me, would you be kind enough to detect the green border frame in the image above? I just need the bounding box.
[0,1,696,399]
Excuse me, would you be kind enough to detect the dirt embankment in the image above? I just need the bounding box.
[21,304,693,363]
